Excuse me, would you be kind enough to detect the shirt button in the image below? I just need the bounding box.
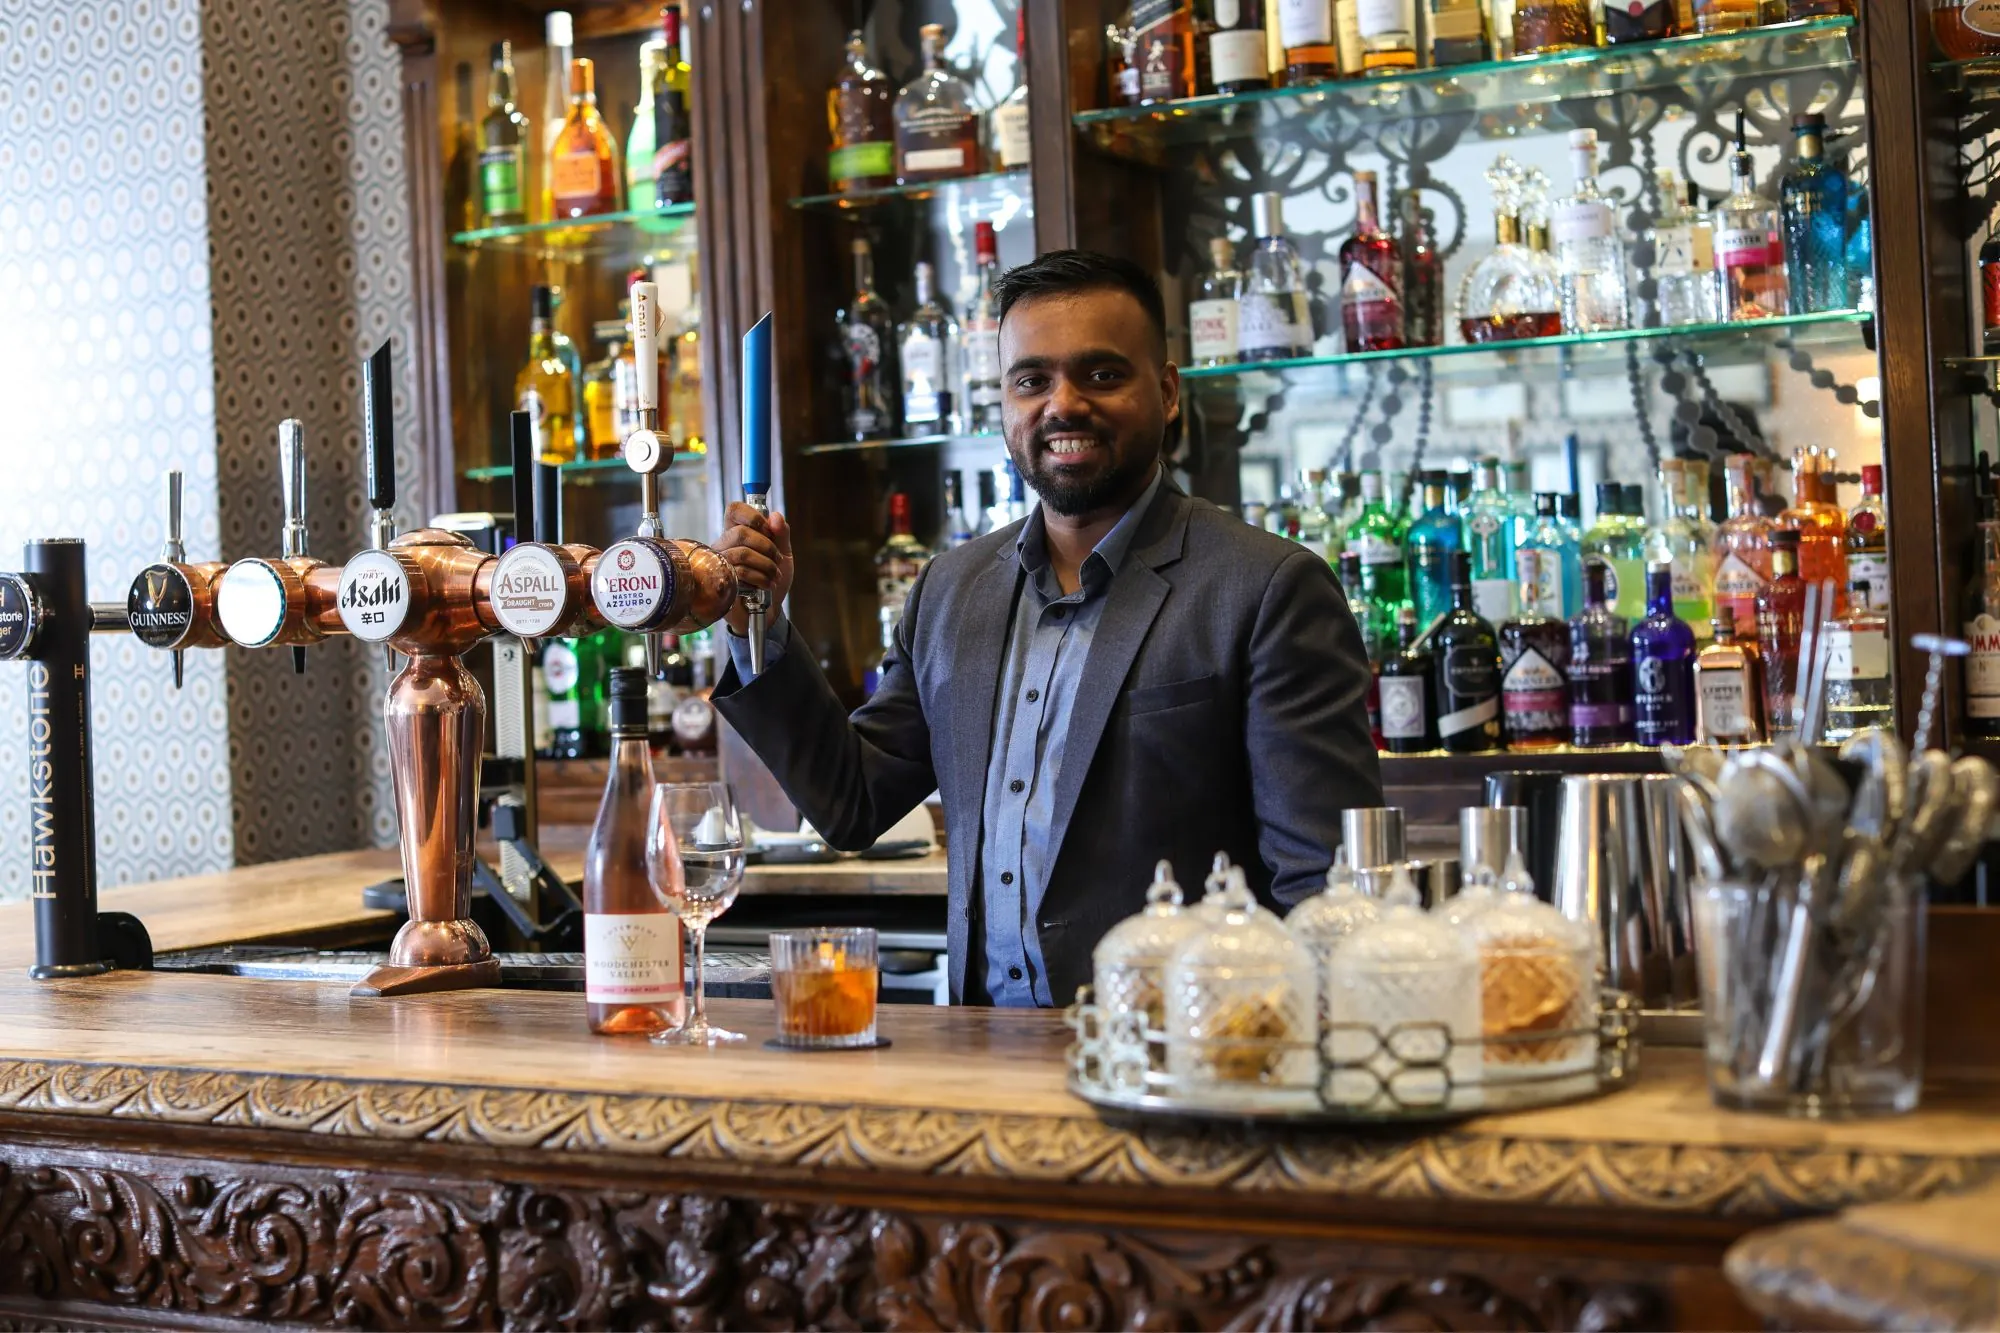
[1000,871,1014,885]
[1010,778,1025,793]
[1026,688,1039,702]
[1008,965,1024,981]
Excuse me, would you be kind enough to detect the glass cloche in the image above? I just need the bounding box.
[1165,866,1318,1110]
[1089,859,1203,1087]
[1459,850,1599,1095]
[1325,864,1483,1115]
[1286,849,1382,966]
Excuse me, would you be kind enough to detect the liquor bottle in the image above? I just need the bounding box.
[1405,472,1460,629]
[1583,481,1647,623]
[582,320,624,459]
[1210,0,1271,92]
[1239,192,1313,362]
[1936,0,2000,59]
[1339,553,1388,748]
[1821,575,1892,743]
[652,6,695,207]
[1568,560,1634,748]
[992,6,1033,168]
[960,222,1004,434]
[1464,458,1516,625]
[1846,463,1889,616]
[1432,553,1504,753]
[1428,0,1489,63]
[1552,129,1629,334]
[1278,0,1340,81]
[876,492,933,623]
[1781,112,1849,315]
[1521,166,1568,318]
[1632,563,1697,746]
[543,636,585,759]
[1968,483,2000,739]
[1500,549,1570,751]
[669,291,706,455]
[837,239,897,441]
[1456,156,1562,343]
[1695,609,1767,743]
[550,58,620,219]
[895,24,980,184]
[538,10,574,223]
[1513,0,1592,54]
[650,637,691,751]
[862,607,898,697]
[1339,172,1405,353]
[942,471,977,550]
[448,62,477,234]
[1400,190,1444,348]
[898,261,960,434]
[624,40,664,207]
[828,31,895,193]
[670,633,720,756]
[516,285,577,464]
[1787,0,1853,18]
[1190,236,1241,369]
[1754,529,1806,737]
[1714,111,1789,321]
[1109,19,1143,105]
[478,41,529,227]
[1711,453,1773,633]
[975,468,998,535]
[1355,0,1419,71]
[987,462,1026,532]
[1350,470,1409,608]
[1693,0,1761,30]
[1378,605,1437,754]
[1644,458,1716,641]
[1515,493,1568,619]
[1778,447,1845,613]
[1648,173,1718,327]
[1135,0,1202,102]
[1603,0,1677,40]
[1296,469,1338,561]
[583,667,685,1036]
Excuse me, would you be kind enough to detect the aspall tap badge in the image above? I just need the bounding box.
[489,543,570,638]
[127,565,196,650]
[591,538,674,630]
[0,572,43,660]
[336,549,413,643]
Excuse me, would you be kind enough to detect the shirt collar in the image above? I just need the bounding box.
[1017,466,1165,589]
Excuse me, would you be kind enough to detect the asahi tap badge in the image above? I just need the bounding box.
[335,548,413,642]
[489,542,571,639]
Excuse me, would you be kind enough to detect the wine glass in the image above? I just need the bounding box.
[645,781,747,1046]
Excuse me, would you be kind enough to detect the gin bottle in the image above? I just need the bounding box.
[1378,605,1436,754]
[1714,111,1789,321]
[1551,129,1629,334]
[1239,192,1313,362]
[1404,471,1460,629]
[1516,492,1574,619]
[1349,470,1409,608]
[1695,609,1766,744]
[1431,552,1504,754]
[1582,480,1646,624]
[1339,171,1405,353]
[1188,236,1241,368]
[1821,576,1892,743]
[1631,564,1697,746]
[1646,172,1718,327]
[1780,112,1849,315]
[1463,457,1516,625]
[1644,459,1715,642]
[1967,484,2000,739]
[1711,453,1773,635]
[1500,549,1570,751]
[1568,560,1633,748]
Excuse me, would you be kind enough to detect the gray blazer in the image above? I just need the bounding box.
[712,484,1383,1004]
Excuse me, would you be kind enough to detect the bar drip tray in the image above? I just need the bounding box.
[153,944,770,994]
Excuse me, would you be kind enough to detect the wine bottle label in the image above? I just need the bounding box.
[1471,578,1513,625]
[1354,0,1410,37]
[1847,554,1890,611]
[1353,533,1402,565]
[1278,0,1335,46]
[1698,666,1757,738]
[542,641,581,695]
[1552,200,1612,246]
[1189,297,1239,362]
[1716,227,1777,269]
[490,543,571,638]
[994,99,1032,168]
[1969,615,2000,716]
[584,911,685,1004]
[335,549,412,643]
[552,147,606,202]
[1378,675,1427,739]
[1823,626,1888,683]
[1236,290,1309,355]
[830,142,894,184]
[592,538,676,629]
[1969,0,2000,35]
[478,145,524,218]
[1210,29,1270,84]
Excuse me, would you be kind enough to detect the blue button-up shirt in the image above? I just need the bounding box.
[725,469,1165,1008]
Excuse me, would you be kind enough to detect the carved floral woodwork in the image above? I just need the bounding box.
[0,1147,1669,1330]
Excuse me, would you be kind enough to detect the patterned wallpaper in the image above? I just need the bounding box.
[0,0,234,894]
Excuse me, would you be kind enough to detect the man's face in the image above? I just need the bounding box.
[999,287,1179,519]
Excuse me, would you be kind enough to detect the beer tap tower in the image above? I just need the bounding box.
[189,338,736,997]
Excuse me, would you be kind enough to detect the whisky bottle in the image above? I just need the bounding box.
[828,31,895,193]
[515,285,577,464]
[1134,0,1202,102]
[478,42,528,227]
[1355,0,1419,71]
[551,57,620,218]
[1210,0,1272,93]
[1277,0,1340,82]
[583,666,686,1036]
[1695,608,1766,744]
[838,239,898,440]
[894,23,979,184]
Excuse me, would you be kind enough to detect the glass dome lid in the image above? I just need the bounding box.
[1092,859,1203,973]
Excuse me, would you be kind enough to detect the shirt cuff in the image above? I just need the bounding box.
[725,613,791,678]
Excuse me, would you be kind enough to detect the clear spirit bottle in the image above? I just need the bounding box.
[1551,129,1629,334]
[1239,192,1313,362]
[1188,236,1241,368]
[1820,576,1892,743]
[959,221,1004,434]
[1340,171,1405,352]
[1711,453,1773,636]
[1646,171,1718,327]
[1781,111,1850,315]
[1714,111,1789,321]
[1754,530,1806,738]
[1464,457,1516,625]
[898,262,960,434]
[893,23,978,184]
[1845,463,1890,616]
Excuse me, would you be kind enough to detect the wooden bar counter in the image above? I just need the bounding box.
[3,861,1999,1329]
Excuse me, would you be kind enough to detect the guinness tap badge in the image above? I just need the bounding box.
[489,543,570,638]
[335,549,413,643]
[126,564,196,649]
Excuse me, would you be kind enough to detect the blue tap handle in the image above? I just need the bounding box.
[740,313,774,675]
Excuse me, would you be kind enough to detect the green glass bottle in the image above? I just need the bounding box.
[1348,469,1409,609]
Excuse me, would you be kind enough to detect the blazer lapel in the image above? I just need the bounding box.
[942,542,1022,1001]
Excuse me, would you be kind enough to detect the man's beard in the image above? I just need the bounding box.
[1014,420,1158,518]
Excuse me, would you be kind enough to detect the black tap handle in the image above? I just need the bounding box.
[509,410,537,544]
[364,339,395,514]
[535,461,563,547]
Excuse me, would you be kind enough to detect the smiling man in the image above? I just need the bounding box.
[710,249,1381,1006]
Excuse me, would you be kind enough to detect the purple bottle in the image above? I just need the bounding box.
[1568,560,1634,748]
[1631,562,1697,746]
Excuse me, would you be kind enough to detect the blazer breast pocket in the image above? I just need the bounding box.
[1123,674,1218,717]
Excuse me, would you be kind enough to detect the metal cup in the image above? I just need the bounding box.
[1484,770,1565,899]
[1460,806,1528,885]
[1341,807,1406,872]
[1553,774,1696,1009]
[1416,856,1461,908]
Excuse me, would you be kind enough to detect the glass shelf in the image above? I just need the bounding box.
[450,205,697,259]
[1074,18,1855,157]
[800,431,1007,457]
[789,168,1032,217]
[463,453,708,486]
[1182,309,1870,390]
[1931,52,2000,101]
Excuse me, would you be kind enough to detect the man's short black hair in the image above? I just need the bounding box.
[993,249,1168,357]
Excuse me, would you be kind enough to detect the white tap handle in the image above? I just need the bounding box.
[631,280,660,419]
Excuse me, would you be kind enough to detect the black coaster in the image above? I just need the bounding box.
[763,1036,893,1052]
